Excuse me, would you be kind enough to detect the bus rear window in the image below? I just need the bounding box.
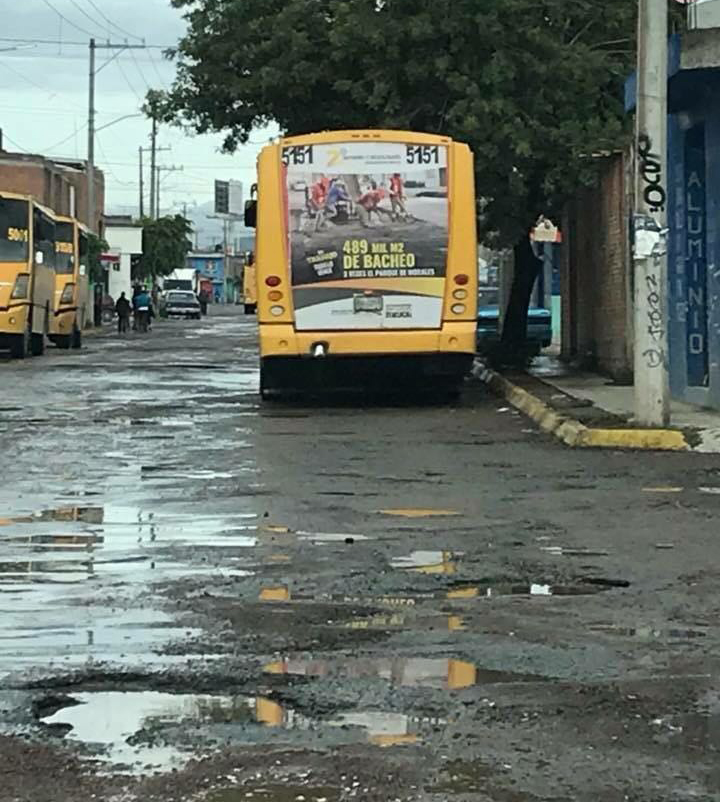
[55,221,74,274]
[0,198,29,263]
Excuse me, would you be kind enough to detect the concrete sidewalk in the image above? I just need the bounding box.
[479,355,720,453]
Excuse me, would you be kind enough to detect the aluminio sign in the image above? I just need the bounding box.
[283,141,449,330]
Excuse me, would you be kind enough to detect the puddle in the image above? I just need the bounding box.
[0,503,258,674]
[445,580,625,598]
[209,785,340,802]
[343,612,466,632]
[264,657,479,689]
[589,623,708,639]
[42,690,438,770]
[259,586,291,601]
[41,691,288,772]
[391,550,458,574]
[377,508,461,518]
[297,531,370,544]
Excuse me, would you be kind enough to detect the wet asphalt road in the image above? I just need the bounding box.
[2,306,720,802]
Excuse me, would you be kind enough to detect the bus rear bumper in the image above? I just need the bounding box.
[261,352,474,397]
[259,323,476,396]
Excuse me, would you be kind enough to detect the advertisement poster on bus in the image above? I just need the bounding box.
[283,141,448,330]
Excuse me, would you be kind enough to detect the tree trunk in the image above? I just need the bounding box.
[498,235,542,362]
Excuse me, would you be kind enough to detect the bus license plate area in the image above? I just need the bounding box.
[353,295,383,314]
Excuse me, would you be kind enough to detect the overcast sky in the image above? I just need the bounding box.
[0,0,274,217]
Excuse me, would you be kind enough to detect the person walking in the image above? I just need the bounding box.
[133,286,152,333]
[198,288,209,316]
[115,292,132,334]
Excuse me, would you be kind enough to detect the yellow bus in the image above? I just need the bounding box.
[242,250,257,315]
[49,215,89,349]
[245,130,477,398]
[0,192,55,359]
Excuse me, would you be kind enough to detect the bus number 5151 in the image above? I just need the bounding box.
[406,145,439,165]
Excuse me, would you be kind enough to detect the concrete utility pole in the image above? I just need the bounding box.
[87,39,146,232]
[138,146,144,218]
[87,38,95,232]
[633,0,670,426]
[149,116,157,221]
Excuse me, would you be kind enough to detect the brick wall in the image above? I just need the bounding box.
[0,153,105,232]
[561,151,633,380]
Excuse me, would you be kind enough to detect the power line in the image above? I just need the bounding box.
[84,0,143,43]
[115,57,143,103]
[147,50,169,89]
[2,133,29,152]
[0,57,85,111]
[44,123,88,154]
[0,37,171,48]
[129,48,152,91]
[67,0,107,36]
[39,0,98,38]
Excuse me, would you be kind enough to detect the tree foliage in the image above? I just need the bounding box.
[160,0,638,244]
[134,215,193,283]
[87,232,108,285]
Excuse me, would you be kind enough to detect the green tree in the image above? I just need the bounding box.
[159,0,641,357]
[87,232,108,285]
[134,215,193,284]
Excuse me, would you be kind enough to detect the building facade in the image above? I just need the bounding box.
[103,216,142,302]
[664,29,720,408]
[187,252,225,302]
[0,142,105,233]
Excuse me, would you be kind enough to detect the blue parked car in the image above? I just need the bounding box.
[476,287,552,355]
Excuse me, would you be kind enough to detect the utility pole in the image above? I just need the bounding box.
[87,38,95,232]
[155,165,183,218]
[141,142,168,220]
[633,0,670,426]
[87,39,146,232]
[149,116,157,221]
[138,146,144,218]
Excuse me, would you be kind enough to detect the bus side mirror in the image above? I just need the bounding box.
[244,199,257,229]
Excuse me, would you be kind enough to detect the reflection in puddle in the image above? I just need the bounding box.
[44,689,431,771]
[42,691,285,773]
[0,503,257,673]
[392,550,457,574]
[297,531,369,543]
[378,508,461,518]
[590,623,707,639]
[264,657,477,689]
[445,581,621,598]
[344,612,466,632]
[259,585,291,601]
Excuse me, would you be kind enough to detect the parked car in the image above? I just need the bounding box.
[476,287,552,355]
[160,290,202,320]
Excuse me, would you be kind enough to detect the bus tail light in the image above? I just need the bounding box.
[451,303,466,315]
[270,305,285,316]
[10,274,29,300]
[453,289,468,300]
[454,274,469,286]
[266,275,282,287]
[60,283,75,305]
[268,290,283,301]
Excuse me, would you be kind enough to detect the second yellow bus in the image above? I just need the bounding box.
[0,192,55,359]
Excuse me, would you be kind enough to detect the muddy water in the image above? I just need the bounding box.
[0,318,264,679]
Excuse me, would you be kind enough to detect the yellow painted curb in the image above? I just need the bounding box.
[481,368,690,452]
